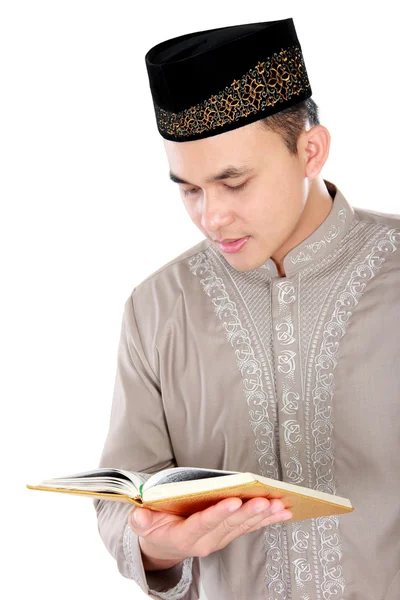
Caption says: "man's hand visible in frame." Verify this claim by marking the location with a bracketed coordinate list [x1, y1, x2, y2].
[129, 496, 292, 571]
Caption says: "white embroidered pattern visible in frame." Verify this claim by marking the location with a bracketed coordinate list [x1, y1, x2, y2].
[275, 281, 304, 489]
[292, 524, 310, 553]
[311, 227, 400, 599]
[292, 525, 312, 591]
[282, 387, 300, 415]
[277, 281, 296, 309]
[150, 558, 195, 600]
[282, 383, 303, 486]
[278, 350, 297, 381]
[188, 252, 280, 478]
[293, 558, 313, 586]
[283, 420, 302, 445]
[276, 315, 295, 346]
[123, 524, 194, 599]
[291, 209, 348, 265]
[299, 220, 369, 599]
[123, 523, 141, 585]
[260, 262, 272, 270]
[275, 279, 312, 594]
[264, 524, 290, 600]
[188, 250, 289, 599]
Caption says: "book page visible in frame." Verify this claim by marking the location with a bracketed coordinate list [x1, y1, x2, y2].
[144, 467, 238, 492]
[254, 473, 352, 507]
[38, 468, 149, 497]
[144, 472, 253, 500]
[143, 472, 352, 515]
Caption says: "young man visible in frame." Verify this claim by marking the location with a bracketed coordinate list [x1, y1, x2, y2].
[94, 18, 400, 600]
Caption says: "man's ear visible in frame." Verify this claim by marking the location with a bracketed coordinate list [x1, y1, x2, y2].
[301, 125, 331, 179]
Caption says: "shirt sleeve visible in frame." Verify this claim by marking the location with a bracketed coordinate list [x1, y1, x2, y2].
[93, 292, 201, 600]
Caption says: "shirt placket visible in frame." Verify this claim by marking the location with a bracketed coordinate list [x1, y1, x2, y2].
[271, 276, 305, 486]
[271, 275, 320, 599]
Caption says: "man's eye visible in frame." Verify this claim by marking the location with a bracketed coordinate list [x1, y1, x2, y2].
[182, 181, 248, 197]
[182, 188, 199, 197]
[226, 181, 247, 193]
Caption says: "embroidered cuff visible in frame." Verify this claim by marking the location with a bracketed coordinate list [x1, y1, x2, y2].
[123, 522, 145, 587]
[122, 523, 194, 599]
[148, 557, 193, 600]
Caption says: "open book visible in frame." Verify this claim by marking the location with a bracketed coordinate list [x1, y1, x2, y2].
[27, 466, 353, 522]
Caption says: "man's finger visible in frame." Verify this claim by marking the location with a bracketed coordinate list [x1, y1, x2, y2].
[215, 503, 292, 549]
[214, 498, 284, 540]
[246, 509, 293, 533]
[181, 497, 243, 546]
[185, 496, 271, 548]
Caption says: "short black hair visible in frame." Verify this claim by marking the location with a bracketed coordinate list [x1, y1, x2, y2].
[259, 97, 320, 155]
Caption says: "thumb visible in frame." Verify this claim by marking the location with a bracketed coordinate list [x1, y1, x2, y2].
[129, 507, 152, 531]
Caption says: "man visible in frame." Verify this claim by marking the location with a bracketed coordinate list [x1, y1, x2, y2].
[94, 18, 400, 600]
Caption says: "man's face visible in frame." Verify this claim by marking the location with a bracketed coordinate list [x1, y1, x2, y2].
[164, 120, 309, 272]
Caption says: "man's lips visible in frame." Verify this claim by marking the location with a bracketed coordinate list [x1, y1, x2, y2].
[215, 237, 247, 243]
[214, 236, 250, 253]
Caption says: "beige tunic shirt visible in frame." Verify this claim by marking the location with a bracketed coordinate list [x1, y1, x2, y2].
[94, 180, 400, 600]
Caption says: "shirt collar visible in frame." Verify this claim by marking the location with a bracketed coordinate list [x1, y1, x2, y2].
[250, 179, 356, 279]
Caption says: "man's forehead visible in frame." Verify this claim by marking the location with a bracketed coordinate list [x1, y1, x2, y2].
[164, 122, 270, 185]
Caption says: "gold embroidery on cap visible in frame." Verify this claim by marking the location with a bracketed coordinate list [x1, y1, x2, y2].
[155, 45, 310, 139]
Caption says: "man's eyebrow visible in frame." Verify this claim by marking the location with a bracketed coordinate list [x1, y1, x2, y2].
[169, 166, 253, 186]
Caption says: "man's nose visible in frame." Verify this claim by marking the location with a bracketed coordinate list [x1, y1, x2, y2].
[200, 191, 234, 232]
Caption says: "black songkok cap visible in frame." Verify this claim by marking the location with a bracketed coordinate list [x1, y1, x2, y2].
[145, 18, 312, 142]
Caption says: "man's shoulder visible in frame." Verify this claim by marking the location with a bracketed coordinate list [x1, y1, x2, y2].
[129, 237, 211, 306]
[353, 205, 400, 229]
[122, 238, 212, 367]
[353, 205, 400, 272]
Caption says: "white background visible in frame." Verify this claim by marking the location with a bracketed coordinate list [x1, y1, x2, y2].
[1, 1, 398, 599]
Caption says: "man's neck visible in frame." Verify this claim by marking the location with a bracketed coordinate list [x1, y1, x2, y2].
[272, 178, 334, 277]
